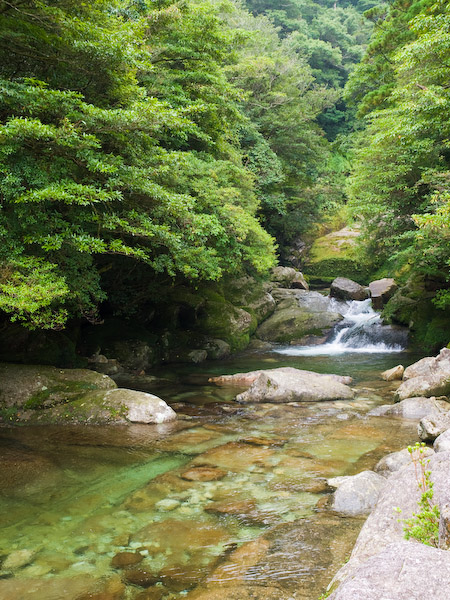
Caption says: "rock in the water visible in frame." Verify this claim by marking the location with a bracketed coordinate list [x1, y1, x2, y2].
[418, 414, 450, 441]
[180, 466, 227, 482]
[369, 278, 397, 310]
[125, 568, 159, 588]
[381, 365, 404, 381]
[328, 540, 450, 600]
[255, 290, 342, 344]
[235, 367, 354, 403]
[2, 549, 35, 570]
[434, 429, 450, 453]
[111, 552, 143, 569]
[395, 368, 450, 401]
[292, 271, 309, 290]
[203, 339, 231, 360]
[330, 471, 386, 516]
[403, 348, 450, 380]
[330, 277, 368, 301]
[379, 397, 450, 420]
[375, 447, 434, 478]
[0, 362, 116, 410]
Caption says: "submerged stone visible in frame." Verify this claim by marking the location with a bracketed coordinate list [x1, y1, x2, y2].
[111, 551, 143, 569]
[180, 466, 228, 482]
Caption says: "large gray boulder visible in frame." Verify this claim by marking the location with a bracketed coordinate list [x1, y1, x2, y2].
[418, 413, 450, 441]
[330, 277, 368, 301]
[235, 367, 354, 403]
[369, 278, 398, 310]
[395, 348, 450, 400]
[329, 451, 450, 594]
[328, 541, 450, 600]
[12, 388, 176, 425]
[329, 471, 386, 516]
[255, 290, 342, 344]
[434, 429, 450, 453]
[403, 348, 450, 380]
[375, 397, 450, 420]
[375, 447, 434, 478]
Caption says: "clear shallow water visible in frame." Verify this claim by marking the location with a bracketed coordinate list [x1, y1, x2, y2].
[0, 348, 425, 600]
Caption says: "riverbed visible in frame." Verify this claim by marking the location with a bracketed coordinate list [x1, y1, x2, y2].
[0, 347, 426, 600]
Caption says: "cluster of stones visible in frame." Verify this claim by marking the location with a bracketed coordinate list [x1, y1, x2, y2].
[324, 347, 450, 600]
[329, 276, 397, 309]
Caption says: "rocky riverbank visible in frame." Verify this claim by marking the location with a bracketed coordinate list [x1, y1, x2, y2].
[324, 348, 450, 599]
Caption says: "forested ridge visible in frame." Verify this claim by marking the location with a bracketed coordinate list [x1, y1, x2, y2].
[0, 0, 449, 358]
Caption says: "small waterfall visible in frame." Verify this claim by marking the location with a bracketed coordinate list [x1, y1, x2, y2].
[276, 298, 408, 356]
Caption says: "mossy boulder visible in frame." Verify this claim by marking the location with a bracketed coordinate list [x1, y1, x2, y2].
[255, 291, 342, 344]
[0, 362, 115, 412]
[195, 299, 255, 352]
[222, 276, 276, 325]
[306, 227, 368, 282]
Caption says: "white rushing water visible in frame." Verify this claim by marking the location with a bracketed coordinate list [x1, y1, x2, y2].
[276, 298, 407, 356]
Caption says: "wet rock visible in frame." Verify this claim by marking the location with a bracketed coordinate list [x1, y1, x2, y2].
[381, 365, 404, 381]
[395, 348, 450, 400]
[418, 414, 450, 441]
[154, 498, 180, 511]
[185, 585, 287, 599]
[239, 436, 287, 447]
[378, 396, 450, 420]
[235, 367, 354, 403]
[369, 278, 397, 310]
[135, 587, 166, 600]
[330, 277, 368, 301]
[0, 362, 116, 410]
[180, 466, 227, 482]
[2, 549, 35, 570]
[330, 471, 386, 516]
[434, 429, 450, 453]
[159, 565, 208, 592]
[375, 447, 434, 478]
[0, 575, 104, 600]
[328, 540, 450, 600]
[255, 291, 342, 344]
[191, 441, 274, 472]
[204, 500, 276, 526]
[111, 551, 143, 569]
[125, 568, 159, 588]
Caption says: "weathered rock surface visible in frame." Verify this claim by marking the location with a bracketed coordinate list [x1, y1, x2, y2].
[330, 277, 368, 301]
[329, 471, 386, 516]
[375, 396, 450, 420]
[434, 429, 450, 453]
[395, 348, 450, 400]
[403, 348, 450, 380]
[328, 540, 450, 600]
[255, 290, 342, 344]
[11, 387, 176, 425]
[329, 451, 450, 593]
[0, 362, 115, 410]
[233, 367, 354, 403]
[418, 413, 450, 441]
[270, 266, 308, 289]
[375, 447, 434, 478]
[369, 278, 398, 310]
[381, 365, 404, 381]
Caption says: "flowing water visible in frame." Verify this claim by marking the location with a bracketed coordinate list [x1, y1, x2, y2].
[0, 300, 426, 600]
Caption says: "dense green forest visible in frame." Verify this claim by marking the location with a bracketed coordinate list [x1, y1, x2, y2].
[0, 0, 449, 354]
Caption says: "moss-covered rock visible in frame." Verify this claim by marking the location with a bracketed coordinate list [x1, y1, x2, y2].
[195, 298, 254, 352]
[255, 291, 342, 344]
[306, 227, 369, 283]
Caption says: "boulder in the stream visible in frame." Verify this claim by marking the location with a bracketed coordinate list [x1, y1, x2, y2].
[373, 396, 450, 420]
[381, 365, 404, 381]
[330, 277, 368, 301]
[394, 349, 450, 400]
[255, 290, 342, 344]
[434, 429, 450, 453]
[234, 367, 354, 403]
[369, 278, 397, 310]
[375, 447, 434, 478]
[418, 413, 450, 442]
[328, 471, 386, 516]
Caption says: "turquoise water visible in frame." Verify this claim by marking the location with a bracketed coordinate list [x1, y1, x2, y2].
[0, 349, 424, 599]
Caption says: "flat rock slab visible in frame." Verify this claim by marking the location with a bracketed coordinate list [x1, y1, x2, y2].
[369, 278, 397, 310]
[329, 541, 450, 600]
[378, 396, 450, 420]
[235, 367, 354, 403]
